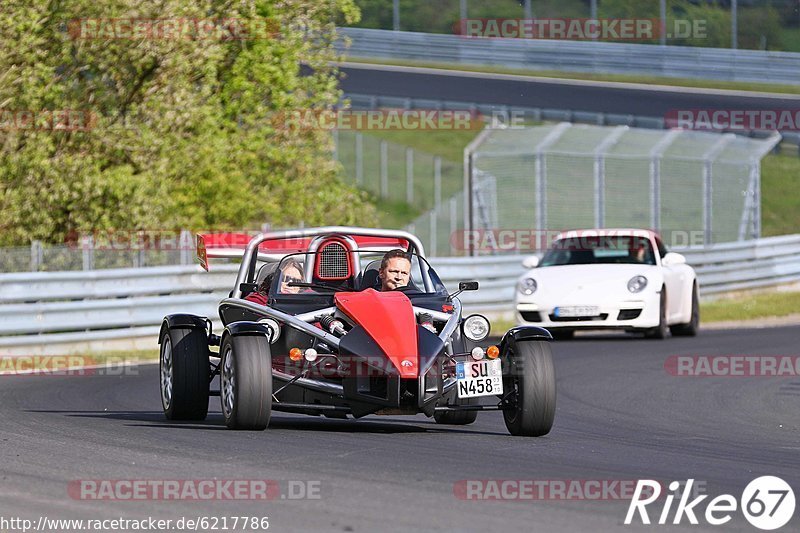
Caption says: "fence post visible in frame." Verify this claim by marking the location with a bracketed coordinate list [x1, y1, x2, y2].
[355, 132, 363, 187]
[429, 209, 437, 257]
[450, 196, 458, 256]
[179, 230, 193, 265]
[380, 140, 388, 198]
[82, 235, 94, 271]
[406, 147, 414, 204]
[30, 240, 42, 272]
[434, 156, 442, 208]
[332, 129, 339, 163]
[703, 158, 713, 245]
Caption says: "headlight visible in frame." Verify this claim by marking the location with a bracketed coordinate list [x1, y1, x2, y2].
[518, 277, 537, 295]
[627, 275, 648, 293]
[463, 314, 491, 341]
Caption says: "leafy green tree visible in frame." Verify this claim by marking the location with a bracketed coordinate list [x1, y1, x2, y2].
[0, 0, 375, 247]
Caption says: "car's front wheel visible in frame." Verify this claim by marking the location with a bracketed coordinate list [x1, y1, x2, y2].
[645, 288, 668, 339]
[160, 326, 210, 420]
[670, 282, 699, 337]
[220, 335, 272, 430]
[502, 339, 556, 437]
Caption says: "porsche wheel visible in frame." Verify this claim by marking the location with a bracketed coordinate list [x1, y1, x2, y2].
[220, 335, 272, 430]
[160, 327, 210, 420]
[645, 288, 668, 339]
[502, 339, 556, 437]
[670, 282, 699, 337]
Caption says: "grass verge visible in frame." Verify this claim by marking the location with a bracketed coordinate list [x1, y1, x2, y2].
[700, 290, 800, 322]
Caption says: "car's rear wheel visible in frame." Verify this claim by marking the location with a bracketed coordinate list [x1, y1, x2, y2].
[670, 282, 699, 337]
[220, 335, 272, 430]
[502, 340, 556, 437]
[160, 327, 210, 420]
[645, 288, 668, 339]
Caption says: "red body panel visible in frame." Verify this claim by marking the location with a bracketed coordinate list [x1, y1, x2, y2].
[334, 289, 419, 378]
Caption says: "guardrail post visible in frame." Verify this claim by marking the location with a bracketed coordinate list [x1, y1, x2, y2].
[355, 132, 363, 187]
[380, 140, 388, 198]
[30, 240, 42, 272]
[406, 147, 414, 204]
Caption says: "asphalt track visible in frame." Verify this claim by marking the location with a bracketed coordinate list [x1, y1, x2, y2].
[339, 63, 800, 117]
[2, 326, 799, 532]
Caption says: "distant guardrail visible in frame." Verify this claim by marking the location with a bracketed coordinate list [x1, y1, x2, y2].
[339, 27, 800, 86]
[2, 235, 800, 353]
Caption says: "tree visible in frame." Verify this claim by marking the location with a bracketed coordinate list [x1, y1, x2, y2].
[0, 0, 375, 246]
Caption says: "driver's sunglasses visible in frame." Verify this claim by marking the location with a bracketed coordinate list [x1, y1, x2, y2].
[282, 276, 302, 284]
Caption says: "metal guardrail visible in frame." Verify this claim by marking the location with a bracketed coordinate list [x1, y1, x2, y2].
[2, 235, 799, 353]
[339, 27, 800, 86]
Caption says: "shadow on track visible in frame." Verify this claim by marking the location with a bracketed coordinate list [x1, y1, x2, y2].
[26, 409, 508, 435]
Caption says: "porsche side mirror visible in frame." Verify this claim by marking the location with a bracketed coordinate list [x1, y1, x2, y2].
[522, 255, 540, 269]
[662, 252, 686, 266]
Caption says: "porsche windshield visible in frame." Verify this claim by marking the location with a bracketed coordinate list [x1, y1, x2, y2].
[540, 236, 656, 266]
[252, 250, 447, 296]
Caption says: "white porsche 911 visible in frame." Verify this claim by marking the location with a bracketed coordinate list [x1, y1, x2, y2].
[514, 229, 699, 339]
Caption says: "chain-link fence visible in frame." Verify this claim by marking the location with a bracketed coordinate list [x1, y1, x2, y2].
[334, 130, 462, 214]
[410, 123, 780, 256]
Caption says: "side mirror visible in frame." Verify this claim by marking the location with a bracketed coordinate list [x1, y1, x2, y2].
[662, 252, 686, 266]
[449, 280, 479, 301]
[459, 281, 479, 291]
[522, 255, 540, 269]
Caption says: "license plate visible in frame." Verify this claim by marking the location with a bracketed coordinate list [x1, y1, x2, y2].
[456, 359, 503, 399]
[554, 306, 599, 318]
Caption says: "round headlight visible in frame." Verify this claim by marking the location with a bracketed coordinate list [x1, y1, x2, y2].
[258, 318, 281, 343]
[463, 314, 491, 341]
[518, 277, 537, 295]
[627, 275, 648, 293]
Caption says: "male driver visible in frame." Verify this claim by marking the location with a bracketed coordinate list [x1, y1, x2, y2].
[378, 249, 411, 291]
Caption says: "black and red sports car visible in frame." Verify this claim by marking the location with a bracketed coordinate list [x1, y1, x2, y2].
[159, 227, 556, 436]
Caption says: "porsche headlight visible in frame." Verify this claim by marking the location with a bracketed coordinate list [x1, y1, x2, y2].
[518, 277, 537, 295]
[463, 314, 491, 341]
[627, 275, 648, 293]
